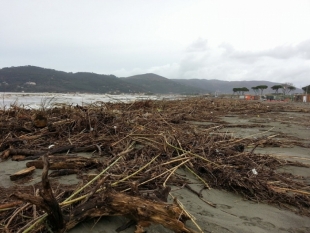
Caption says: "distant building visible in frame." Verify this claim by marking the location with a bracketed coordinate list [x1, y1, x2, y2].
[295, 94, 310, 102]
[244, 95, 255, 100]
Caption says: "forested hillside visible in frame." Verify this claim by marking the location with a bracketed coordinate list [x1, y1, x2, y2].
[0, 66, 302, 94]
[0, 66, 144, 93]
[0, 66, 202, 94]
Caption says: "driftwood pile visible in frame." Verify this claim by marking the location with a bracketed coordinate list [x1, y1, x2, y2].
[0, 97, 310, 233]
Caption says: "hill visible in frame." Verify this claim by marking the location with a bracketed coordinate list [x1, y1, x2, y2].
[0, 66, 145, 94]
[0, 66, 302, 94]
[0, 66, 203, 94]
[120, 73, 204, 94]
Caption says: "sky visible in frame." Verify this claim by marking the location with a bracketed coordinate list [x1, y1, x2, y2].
[1, 0, 310, 88]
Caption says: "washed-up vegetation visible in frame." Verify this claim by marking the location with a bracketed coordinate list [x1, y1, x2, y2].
[0, 97, 310, 233]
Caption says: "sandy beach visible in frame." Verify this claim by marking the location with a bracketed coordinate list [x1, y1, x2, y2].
[1, 98, 310, 233]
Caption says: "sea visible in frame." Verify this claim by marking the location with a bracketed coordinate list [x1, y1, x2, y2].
[0, 92, 181, 109]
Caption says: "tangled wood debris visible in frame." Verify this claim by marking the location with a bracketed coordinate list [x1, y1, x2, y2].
[0, 97, 310, 232]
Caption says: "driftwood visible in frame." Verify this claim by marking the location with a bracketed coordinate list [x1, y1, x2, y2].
[39, 155, 64, 230]
[1, 146, 74, 160]
[0, 201, 23, 210]
[11, 155, 26, 161]
[65, 191, 196, 233]
[1, 145, 104, 161]
[13, 155, 64, 231]
[10, 166, 36, 181]
[12, 152, 197, 233]
[26, 155, 100, 170]
[49, 169, 79, 177]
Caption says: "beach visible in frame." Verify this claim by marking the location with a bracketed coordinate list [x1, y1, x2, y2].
[0, 97, 309, 233]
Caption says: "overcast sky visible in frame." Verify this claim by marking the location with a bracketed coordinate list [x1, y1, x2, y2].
[1, 0, 310, 88]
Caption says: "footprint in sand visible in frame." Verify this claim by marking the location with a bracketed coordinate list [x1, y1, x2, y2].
[292, 226, 310, 233]
[203, 222, 233, 233]
[217, 204, 232, 209]
[240, 216, 275, 230]
[278, 227, 293, 233]
[198, 210, 214, 217]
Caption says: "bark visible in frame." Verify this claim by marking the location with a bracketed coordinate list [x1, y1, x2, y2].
[49, 169, 79, 177]
[66, 191, 197, 233]
[39, 155, 64, 230]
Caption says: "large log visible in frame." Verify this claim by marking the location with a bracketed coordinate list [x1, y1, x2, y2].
[65, 191, 198, 233]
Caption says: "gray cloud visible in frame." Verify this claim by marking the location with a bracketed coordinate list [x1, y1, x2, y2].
[262, 39, 310, 59]
[226, 39, 310, 62]
[136, 39, 310, 88]
[185, 38, 209, 53]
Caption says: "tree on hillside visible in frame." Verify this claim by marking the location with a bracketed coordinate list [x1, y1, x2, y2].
[241, 87, 249, 95]
[251, 86, 259, 95]
[271, 85, 283, 94]
[233, 87, 249, 95]
[287, 86, 296, 94]
[302, 85, 310, 94]
[233, 88, 240, 95]
[281, 83, 295, 95]
[256, 85, 268, 95]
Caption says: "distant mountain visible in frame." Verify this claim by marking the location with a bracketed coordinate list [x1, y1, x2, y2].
[0, 66, 145, 94]
[172, 79, 303, 95]
[120, 73, 204, 94]
[0, 66, 302, 94]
